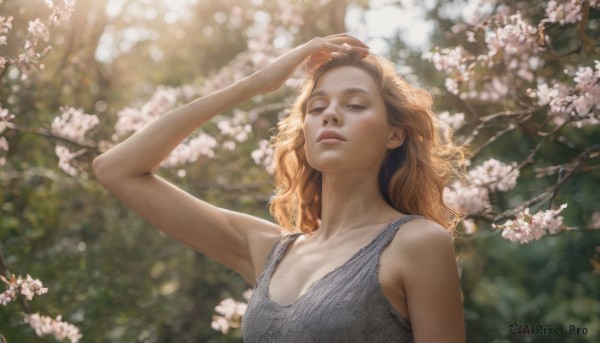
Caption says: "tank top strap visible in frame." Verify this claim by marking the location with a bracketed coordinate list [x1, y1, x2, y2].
[370, 215, 423, 252]
[259, 232, 303, 284]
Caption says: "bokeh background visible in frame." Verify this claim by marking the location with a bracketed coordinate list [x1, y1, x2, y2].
[1, 0, 599, 342]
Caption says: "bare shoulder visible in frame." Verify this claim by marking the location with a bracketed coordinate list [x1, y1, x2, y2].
[390, 217, 458, 283]
[389, 217, 465, 342]
[392, 217, 455, 257]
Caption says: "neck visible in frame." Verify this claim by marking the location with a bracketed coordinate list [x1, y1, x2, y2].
[312, 169, 402, 241]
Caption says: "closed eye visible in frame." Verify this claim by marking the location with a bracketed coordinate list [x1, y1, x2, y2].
[347, 104, 366, 110]
[308, 107, 326, 114]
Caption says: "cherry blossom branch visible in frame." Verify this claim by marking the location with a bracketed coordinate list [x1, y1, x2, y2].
[0, 243, 31, 313]
[493, 143, 600, 222]
[5, 122, 99, 153]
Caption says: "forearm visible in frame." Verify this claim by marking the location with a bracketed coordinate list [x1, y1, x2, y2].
[93, 75, 260, 181]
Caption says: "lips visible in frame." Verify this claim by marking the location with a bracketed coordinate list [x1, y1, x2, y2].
[317, 130, 347, 142]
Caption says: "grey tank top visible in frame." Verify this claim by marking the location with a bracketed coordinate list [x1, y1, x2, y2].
[241, 215, 421, 342]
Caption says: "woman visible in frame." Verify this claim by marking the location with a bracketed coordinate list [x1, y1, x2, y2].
[93, 33, 466, 342]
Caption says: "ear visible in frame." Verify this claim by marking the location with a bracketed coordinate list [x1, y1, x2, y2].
[386, 126, 405, 150]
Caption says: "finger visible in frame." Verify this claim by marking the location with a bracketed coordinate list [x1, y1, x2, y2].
[320, 41, 354, 54]
[327, 35, 369, 49]
[306, 51, 332, 67]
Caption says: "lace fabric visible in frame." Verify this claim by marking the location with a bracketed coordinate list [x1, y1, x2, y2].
[241, 215, 421, 343]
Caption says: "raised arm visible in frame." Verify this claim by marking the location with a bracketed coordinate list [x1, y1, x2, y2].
[92, 34, 369, 284]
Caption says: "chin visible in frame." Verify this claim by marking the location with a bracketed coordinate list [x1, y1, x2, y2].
[308, 158, 350, 173]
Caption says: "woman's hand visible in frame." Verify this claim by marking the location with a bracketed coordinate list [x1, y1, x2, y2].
[249, 33, 369, 93]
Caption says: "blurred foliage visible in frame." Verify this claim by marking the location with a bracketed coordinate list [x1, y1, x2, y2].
[0, 0, 599, 342]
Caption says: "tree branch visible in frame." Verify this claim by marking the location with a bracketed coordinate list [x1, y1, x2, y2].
[5, 122, 100, 153]
[469, 112, 533, 158]
[492, 144, 600, 222]
[0, 243, 31, 314]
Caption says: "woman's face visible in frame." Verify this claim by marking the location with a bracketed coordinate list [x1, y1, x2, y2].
[303, 65, 401, 173]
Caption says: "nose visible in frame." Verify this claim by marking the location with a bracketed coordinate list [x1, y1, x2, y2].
[322, 104, 342, 126]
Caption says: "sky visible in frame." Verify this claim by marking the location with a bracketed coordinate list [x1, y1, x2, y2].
[98, 0, 435, 63]
[346, 1, 434, 54]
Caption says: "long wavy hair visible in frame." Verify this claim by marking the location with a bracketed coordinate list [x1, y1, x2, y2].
[269, 53, 466, 237]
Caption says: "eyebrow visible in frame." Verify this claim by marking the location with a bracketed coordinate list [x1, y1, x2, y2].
[307, 87, 373, 101]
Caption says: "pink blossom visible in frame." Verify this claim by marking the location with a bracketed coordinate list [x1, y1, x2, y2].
[544, 0, 582, 25]
[0, 15, 13, 34]
[242, 289, 253, 301]
[42, 0, 55, 8]
[445, 78, 460, 95]
[574, 65, 597, 92]
[534, 82, 557, 106]
[485, 13, 541, 59]
[211, 297, 249, 334]
[494, 204, 567, 244]
[51, 107, 99, 141]
[0, 137, 8, 152]
[469, 158, 519, 192]
[55, 145, 82, 176]
[462, 219, 477, 235]
[443, 181, 489, 214]
[428, 10, 550, 101]
[114, 87, 197, 137]
[17, 274, 48, 301]
[28, 19, 47, 36]
[437, 111, 465, 131]
[217, 109, 252, 143]
[3, 0, 74, 77]
[0, 274, 48, 305]
[0, 106, 13, 133]
[211, 315, 231, 334]
[251, 139, 274, 173]
[534, 81, 571, 125]
[215, 298, 247, 319]
[24, 313, 81, 343]
[50, 0, 76, 25]
[0, 287, 17, 305]
[534, 61, 600, 126]
[424, 47, 467, 72]
[160, 133, 217, 168]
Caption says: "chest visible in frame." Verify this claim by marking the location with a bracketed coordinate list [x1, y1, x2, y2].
[267, 234, 408, 318]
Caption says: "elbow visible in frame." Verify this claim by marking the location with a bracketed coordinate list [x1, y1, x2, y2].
[92, 155, 117, 188]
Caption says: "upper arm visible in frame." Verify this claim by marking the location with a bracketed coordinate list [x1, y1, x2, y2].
[397, 220, 465, 343]
[95, 170, 282, 285]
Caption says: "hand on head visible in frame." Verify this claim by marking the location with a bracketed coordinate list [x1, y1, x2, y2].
[251, 33, 370, 93]
[304, 34, 370, 72]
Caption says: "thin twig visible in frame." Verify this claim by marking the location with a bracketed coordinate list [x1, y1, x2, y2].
[0, 243, 31, 313]
[469, 113, 532, 158]
[479, 106, 543, 122]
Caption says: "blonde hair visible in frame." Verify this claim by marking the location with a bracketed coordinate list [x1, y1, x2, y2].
[269, 53, 466, 237]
